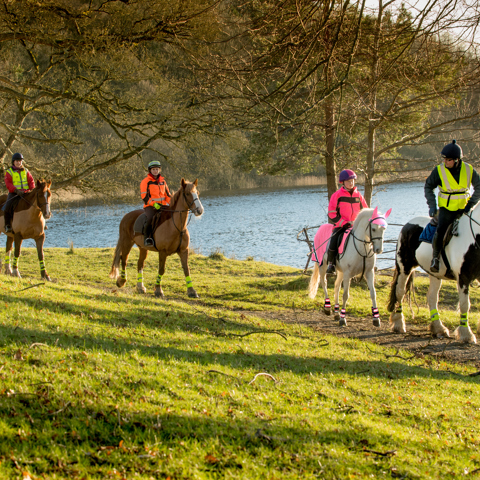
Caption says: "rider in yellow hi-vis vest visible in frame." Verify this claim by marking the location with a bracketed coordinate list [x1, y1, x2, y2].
[425, 140, 480, 272]
[2, 153, 35, 233]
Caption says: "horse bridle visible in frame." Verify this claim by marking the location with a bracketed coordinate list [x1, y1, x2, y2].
[348, 217, 385, 259]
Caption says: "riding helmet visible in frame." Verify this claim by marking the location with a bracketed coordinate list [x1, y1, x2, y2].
[11, 152, 23, 164]
[339, 169, 357, 183]
[148, 160, 162, 170]
[441, 140, 462, 160]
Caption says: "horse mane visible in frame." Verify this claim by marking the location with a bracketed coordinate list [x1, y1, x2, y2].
[352, 207, 373, 230]
[168, 180, 195, 211]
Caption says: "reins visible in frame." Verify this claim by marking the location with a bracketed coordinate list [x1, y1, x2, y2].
[14, 188, 50, 214]
[467, 212, 480, 249]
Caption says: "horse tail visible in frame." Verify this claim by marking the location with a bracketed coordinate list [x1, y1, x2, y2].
[109, 241, 122, 279]
[387, 260, 415, 312]
[387, 263, 400, 312]
[308, 262, 320, 299]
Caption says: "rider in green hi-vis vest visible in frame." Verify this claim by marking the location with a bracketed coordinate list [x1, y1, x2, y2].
[424, 140, 480, 272]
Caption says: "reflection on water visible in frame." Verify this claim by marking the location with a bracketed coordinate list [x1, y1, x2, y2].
[16, 182, 427, 269]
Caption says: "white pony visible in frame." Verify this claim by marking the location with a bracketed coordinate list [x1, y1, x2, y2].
[308, 207, 392, 326]
[388, 205, 480, 343]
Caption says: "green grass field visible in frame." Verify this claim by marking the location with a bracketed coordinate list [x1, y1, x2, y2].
[0, 247, 479, 479]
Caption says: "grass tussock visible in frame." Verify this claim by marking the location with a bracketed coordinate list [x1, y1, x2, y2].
[0, 247, 479, 479]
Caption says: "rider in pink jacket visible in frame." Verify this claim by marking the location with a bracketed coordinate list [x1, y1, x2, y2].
[326, 169, 368, 274]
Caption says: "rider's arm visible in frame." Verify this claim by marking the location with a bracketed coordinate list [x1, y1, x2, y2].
[26, 171, 35, 190]
[327, 190, 340, 225]
[466, 169, 480, 210]
[424, 167, 440, 210]
[4, 171, 15, 193]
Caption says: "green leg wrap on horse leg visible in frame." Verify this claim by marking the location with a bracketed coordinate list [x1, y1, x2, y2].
[460, 312, 468, 327]
[12, 257, 18, 268]
[120, 269, 126, 279]
[396, 305, 403, 313]
[4, 254, 10, 265]
[155, 274, 162, 286]
[137, 272, 143, 283]
[185, 276, 193, 288]
[39, 260, 46, 272]
[430, 309, 439, 321]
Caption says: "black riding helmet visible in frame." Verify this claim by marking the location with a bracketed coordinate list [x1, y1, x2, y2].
[441, 140, 462, 160]
[11, 152, 23, 165]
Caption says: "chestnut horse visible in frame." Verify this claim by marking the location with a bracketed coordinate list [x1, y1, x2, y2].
[0, 180, 52, 280]
[109, 178, 204, 298]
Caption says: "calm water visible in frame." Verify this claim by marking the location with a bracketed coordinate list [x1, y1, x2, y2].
[20, 182, 427, 270]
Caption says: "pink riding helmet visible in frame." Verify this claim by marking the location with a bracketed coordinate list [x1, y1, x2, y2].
[339, 169, 357, 183]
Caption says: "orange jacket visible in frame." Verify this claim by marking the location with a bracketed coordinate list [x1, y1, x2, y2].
[140, 173, 171, 208]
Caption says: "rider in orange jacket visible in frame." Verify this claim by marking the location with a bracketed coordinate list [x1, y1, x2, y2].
[140, 160, 172, 247]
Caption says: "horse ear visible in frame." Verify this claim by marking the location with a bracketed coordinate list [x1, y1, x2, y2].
[181, 178, 186, 189]
[384, 208, 392, 219]
[371, 206, 378, 219]
[194, 178, 198, 187]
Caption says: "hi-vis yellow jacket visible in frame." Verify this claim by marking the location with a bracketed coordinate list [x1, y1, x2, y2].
[437, 161, 473, 210]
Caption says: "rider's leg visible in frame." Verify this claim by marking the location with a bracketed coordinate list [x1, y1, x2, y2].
[326, 227, 342, 274]
[430, 208, 456, 272]
[143, 206, 155, 247]
[3, 193, 16, 233]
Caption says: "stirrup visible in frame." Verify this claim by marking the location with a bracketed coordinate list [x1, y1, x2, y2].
[326, 263, 336, 274]
[4, 225, 12, 233]
[430, 257, 440, 272]
[144, 237, 154, 247]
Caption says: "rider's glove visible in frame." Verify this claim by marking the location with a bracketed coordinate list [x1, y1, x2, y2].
[464, 204, 471, 214]
[153, 203, 162, 210]
[14, 189, 23, 197]
[429, 206, 437, 217]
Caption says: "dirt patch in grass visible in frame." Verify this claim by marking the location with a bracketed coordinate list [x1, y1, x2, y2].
[241, 308, 480, 368]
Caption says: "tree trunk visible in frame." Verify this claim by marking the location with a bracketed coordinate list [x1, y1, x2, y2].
[324, 97, 337, 200]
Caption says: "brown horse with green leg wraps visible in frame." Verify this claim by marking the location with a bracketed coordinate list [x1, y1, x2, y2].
[0, 180, 52, 280]
[109, 178, 204, 298]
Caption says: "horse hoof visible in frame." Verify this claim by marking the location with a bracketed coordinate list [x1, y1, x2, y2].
[43, 274, 52, 282]
[136, 284, 147, 294]
[324, 307, 331, 316]
[339, 318, 347, 327]
[373, 318, 381, 327]
[116, 278, 126, 288]
[334, 313, 340, 321]
[12, 269, 21, 278]
[188, 291, 199, 298]
[155, 289, 165, 299]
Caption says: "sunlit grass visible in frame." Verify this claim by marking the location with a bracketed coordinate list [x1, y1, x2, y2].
[0, 248, 478, 478]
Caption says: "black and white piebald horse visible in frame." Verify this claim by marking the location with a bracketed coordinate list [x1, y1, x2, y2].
[387, 207, 480, 343]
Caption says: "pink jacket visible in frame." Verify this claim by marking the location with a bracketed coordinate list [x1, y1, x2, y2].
[328, 186, 368, 228]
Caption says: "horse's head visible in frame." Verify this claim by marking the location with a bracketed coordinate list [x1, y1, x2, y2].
[181, 178, 204, 216]
[36, 179, 52, 220]
[368, 206, 392, 254]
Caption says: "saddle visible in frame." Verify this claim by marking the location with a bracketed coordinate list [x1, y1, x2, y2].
[312, 224, 351, 265]
[419, 217, 459, 280]
[133, 209, 168, 236]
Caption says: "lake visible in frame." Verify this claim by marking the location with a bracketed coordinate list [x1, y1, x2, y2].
[21, 182, 428, 270]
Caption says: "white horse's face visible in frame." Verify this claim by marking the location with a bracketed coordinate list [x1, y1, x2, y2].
[370, 224, 386, 254]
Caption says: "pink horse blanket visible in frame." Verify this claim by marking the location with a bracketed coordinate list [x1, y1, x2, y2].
[311, 224, 350, 265]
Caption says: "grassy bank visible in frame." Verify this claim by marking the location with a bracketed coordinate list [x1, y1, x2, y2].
[0, 248, 479, 479]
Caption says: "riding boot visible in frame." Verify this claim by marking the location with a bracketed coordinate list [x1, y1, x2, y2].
[3, 210, 12, 233]
[430, 232, 440, 272]
[144, 222, 154, 247]
[326, 249, 336, 274]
